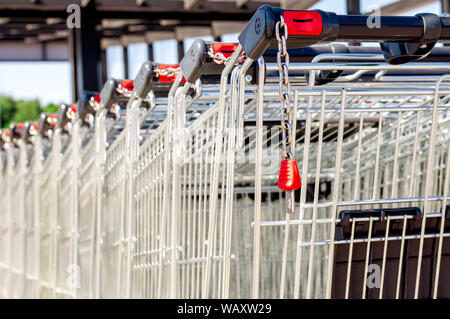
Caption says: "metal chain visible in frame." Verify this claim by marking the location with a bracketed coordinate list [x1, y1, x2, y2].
[207, 47, 231, 64]
[47, 115, 58, 127]
[275, 16, 292, 160]
[154, 67, 180, 78]
[30, 123, 38, 136]
[1, 130, 10, 143]
[66, 106, 77, 122]
[207, 47, 246, 65]
[89, 97, 100, 112]
[117, 87, 133, 97]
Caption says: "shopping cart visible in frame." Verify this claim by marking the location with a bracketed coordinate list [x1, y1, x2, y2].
[214, 5, 450, 299]
[74, 94, 103, 299]
[19, 122, 41, 299]
[98, 64, 183, 298]
[0, 130, 12, 298]
[54, 107, 81, 299]
[1, 4, 450, 300]
[0, 129, 9, 298]
[5, 123, 28, 299]
[38, 112, 63, 298]
[128, 41, 250, 299]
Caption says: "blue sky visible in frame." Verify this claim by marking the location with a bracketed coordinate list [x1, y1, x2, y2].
[0, 0, 442, 105]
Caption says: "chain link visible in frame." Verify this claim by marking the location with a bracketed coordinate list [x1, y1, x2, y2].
[207, 47, 246, 65]
[66, 106, 77, 122]
[207, 47, 230, 64]
[117, 87, 133, 97]
[275, 16, 293, 160]
[47, 115, 58, 127]
[154, 67, 181, 78]
[29, 123, 38, 136]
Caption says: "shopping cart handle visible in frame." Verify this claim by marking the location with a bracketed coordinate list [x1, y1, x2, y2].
[238, 5, 450, 61]
[78, 91, 99, 126]
[134, 61, 154, 99]
[336, 207, 423, 241]
[134, 61, 184, 99]
[9, 123, 23, 146]
[180, 40, 241, 83]
[0, 129, 9, 149]
[100, 78, 119, 110]
[10, 123, 22, 135]
[338, 207, 422, 228]
[380, 13, 441, 64]
[37, 113, 55, 138]
[262, 43, 345, 62]
[0, 130, 11, 150]
[56, 104, 71, 131]
[21, 121, 38, 144]
[99, 79, 130, 119]
[180, 39, 207, 83]
[238, 5, 338, 60]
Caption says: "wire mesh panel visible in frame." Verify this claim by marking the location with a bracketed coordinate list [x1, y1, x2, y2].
[39, 132, 61, 298]
[23, 151, 34, 298]
[257, 82, 450, 299]
[23, 143, 41, 299]
[101, 130, 127, 298]
[0, 147, 12, 298]
[131, 118, 168, 298]
[172, 96, 226, 299]
[223, 72, 291, 299]
[0, 154, 6, 298]
[126, 69, 185, 299]
[55, 127, 80, 298]
[7, 145, 27, 299]
[27, 136, 43, 299]
[194, 51, 450, 299]
[77, 133, 97, 298]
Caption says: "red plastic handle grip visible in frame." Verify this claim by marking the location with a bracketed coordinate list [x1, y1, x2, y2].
[283, 11, 323, 36]
[93, 94, 101, 104]
[212, 43, 239, 58]
[49, 114, 57, 127]
[121, 80, 134, 91]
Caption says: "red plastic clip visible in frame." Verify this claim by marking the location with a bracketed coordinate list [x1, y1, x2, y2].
[93, 94, 101, 104]
[70, 104, 77, 113]
[277, 159, 302, 191]
[212, 43, 239, 58]
[17, 123, 24, 130]
[283, 11, 322, 36]
[49, 114, 57, 127]
[121, 80, 134, 91]
[32, 123, 38, 131]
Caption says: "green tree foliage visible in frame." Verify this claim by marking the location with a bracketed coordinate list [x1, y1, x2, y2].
[42, 103, 59, 114]
[0, 95, 60, 128]
[0, 96, 16, 128]
[10, 99, 41, 124]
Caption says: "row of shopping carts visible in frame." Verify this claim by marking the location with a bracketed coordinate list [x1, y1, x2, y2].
[1, 5, 450, 299]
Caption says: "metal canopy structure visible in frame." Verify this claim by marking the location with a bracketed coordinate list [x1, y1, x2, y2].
[0, 0, 282, 44]
[0, 0, 446, 101]
[0, 0, 292, 102]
